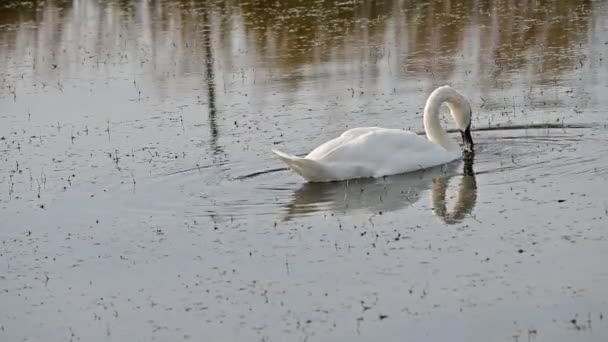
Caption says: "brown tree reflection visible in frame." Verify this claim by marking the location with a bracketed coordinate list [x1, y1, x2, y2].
[0, 0, 601, 92]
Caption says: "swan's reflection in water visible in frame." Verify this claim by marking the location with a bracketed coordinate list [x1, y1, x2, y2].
[282, 156, 477, 224]
[431, 156, 477, 224]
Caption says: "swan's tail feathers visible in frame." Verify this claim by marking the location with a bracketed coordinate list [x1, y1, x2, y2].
[272, 149, 332, 182]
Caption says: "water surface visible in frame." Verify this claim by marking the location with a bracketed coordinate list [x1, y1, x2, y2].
[1, 0, 608, 341]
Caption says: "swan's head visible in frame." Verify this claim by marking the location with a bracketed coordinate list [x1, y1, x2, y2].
[460, 123, 474, 154]
[443, 88, 474, 153]
[459, 111, 474, 154]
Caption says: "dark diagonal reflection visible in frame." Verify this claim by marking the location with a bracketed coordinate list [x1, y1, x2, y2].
[202, 7, 222, 156]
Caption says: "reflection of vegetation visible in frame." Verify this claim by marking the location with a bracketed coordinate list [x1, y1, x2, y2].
[0, 0, 600, 88]
[235, 0, 594, 79]
[394, 0, 593, 81]
[0, 0, 46, 25]
[238, 0, 389, 69]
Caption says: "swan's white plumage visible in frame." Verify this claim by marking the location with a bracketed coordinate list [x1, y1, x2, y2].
[273, 86, 472, 182]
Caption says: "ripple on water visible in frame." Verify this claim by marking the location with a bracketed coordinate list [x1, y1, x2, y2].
[176, 126, 605, 223]
[2, 0, 608, 341]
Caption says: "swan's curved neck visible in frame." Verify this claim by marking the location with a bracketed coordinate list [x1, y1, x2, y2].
[423, 87, 467, 153]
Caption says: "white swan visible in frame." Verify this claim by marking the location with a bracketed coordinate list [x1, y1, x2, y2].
[272, 85, 474, 182]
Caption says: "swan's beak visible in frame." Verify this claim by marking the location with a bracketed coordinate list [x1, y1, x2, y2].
[460, 124, 474, 153]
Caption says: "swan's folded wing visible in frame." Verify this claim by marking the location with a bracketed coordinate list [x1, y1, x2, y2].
[315, 128, 459, 177]
[306, 127, 387, 160]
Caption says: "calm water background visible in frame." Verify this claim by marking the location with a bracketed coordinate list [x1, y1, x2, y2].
[1, 0, 608, 341]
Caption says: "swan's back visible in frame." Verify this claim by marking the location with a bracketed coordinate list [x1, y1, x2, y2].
[305, 127, 387, 160]
[312, 128, 458, 176]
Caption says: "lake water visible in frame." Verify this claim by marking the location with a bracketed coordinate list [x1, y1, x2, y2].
[1, 0, 608, 341]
